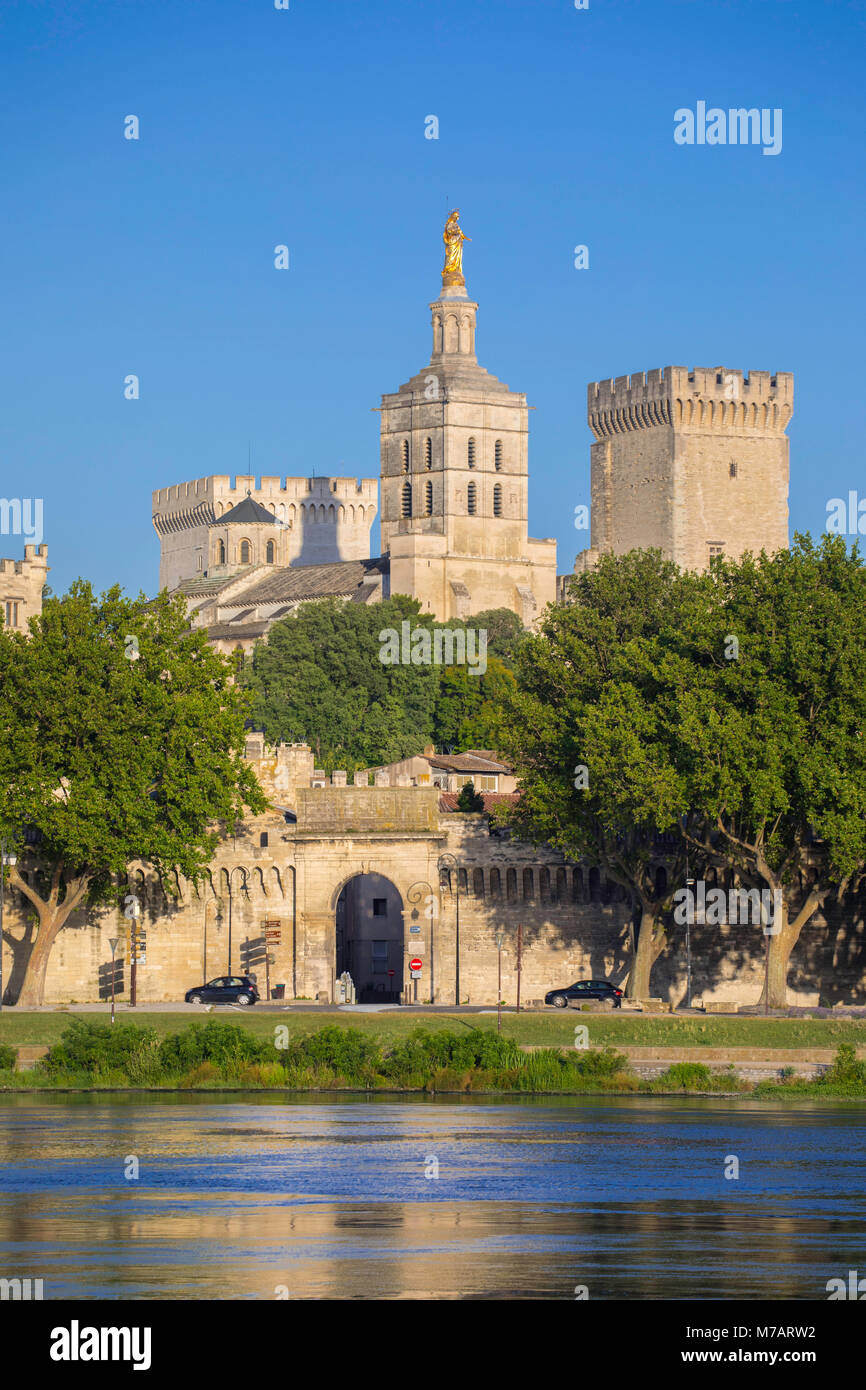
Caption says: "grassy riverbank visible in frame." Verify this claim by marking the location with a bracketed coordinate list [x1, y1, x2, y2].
[2, 1010, 866, 1050]
[1, 1019, 865, 1098]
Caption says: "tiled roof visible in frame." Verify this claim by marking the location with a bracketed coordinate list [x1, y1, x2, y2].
[225, 556, 387, 605]
[176, 575, 237, 597]
[428, 751, 511, 773]
[439, 791, 519, 812]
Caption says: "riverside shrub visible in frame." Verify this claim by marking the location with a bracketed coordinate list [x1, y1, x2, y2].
[0, 1042, 16, 1071]
[39, 1019, 161, 1076]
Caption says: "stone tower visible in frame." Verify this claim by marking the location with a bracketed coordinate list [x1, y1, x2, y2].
[575, 366, 792, 574]
[152, 474, 378, 592]
[379, 219, 556, 625]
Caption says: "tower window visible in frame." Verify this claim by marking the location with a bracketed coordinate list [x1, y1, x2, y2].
[467, 438, 476, 468]
[493, 483, 502, 517]
[266, 539, 276, 563]
[425, 479, 433, 516]
[467, 481, 477, 515]
[494, 440, 503, 470]
[425, 438, 432, 470]
[401, 479, 412, 518]
[4, 601, 19, 628]
[197, 553, 203, 571]
[708, 542, 724, 560]
[401, 440, 410, 472]
[729, 460, 738, 478]
[239, 539, 251, 564]
[217, 539, 226, 565]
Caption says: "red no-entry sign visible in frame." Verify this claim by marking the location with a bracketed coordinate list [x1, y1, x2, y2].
[409, 958, 423, 972]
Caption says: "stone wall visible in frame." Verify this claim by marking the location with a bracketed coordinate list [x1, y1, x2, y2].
[4, 754, 866, 1009]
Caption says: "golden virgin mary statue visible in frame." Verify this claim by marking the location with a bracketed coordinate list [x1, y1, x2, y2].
[442, 209, 470, 287]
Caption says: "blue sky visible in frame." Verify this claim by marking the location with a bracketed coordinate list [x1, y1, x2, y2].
[1, 0, 864, 596]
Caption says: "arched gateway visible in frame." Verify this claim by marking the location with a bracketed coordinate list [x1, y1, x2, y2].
[336, 873, 404, 1003]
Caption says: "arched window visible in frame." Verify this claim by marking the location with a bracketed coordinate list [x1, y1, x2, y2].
[401, 440, 410, 472]
[493, 483, 502, 517]
[458, 867, 468, 893]
[467, 481, 477, 515]
[572, 867, 583, 902]
[506, 868, 517, 901]
[539, 867, 551, 900]
[401, 480, 412, 518]
[216, 539, 225, 565]
[425, 438, 432, 469]
[556, 867, 568, 902]
[467, 437, 476, 468]
[490, 868, 501, 898]
[424, 480, 433, 516]
[473, 868, 485, 897]
[494, 440, 503, 470]
[522, 867, 534, 899]
[266, 540, 275, 563]
[589, 866, 601, 902]
[239, 539, 251, 564]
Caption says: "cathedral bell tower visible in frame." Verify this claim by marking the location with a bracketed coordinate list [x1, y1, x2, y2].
[379, 212, 556, 625]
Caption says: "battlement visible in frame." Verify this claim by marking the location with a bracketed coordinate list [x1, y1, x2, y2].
[152, 475, 378, 509]
[588, 366, 794, 439]
[0, 544, 48, 576]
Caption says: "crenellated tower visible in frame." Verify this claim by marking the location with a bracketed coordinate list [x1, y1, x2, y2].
[576, 365, 792, 574]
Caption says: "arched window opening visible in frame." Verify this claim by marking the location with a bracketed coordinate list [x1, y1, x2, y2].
[506, 868, 517, 901]
[467, 481, 477, 515]
[467, 437, 476, 468]
[424, 480, 433, 516]
[490, 868, 501, 898]
[239, 539, 251, 565]
[473, 867, 485, 897]
[266, 540, 276, 563]
[494, 440, 504, 470]
[401, 440, 410, 472]
[217, 539, 226, 565]
[425, 438, 432, 469]
[523, 867, 534, 899]
[539, 867, 551, 900]
[401, 480, 412, 518]
[572, 868, 583, 902]
[493, 483, 502, 517]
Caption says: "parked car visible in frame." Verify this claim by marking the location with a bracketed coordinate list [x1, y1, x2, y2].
[185, 975, 259, 1006]
[545, 979, 623, 1009]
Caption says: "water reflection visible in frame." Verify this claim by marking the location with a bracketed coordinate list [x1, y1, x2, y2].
[0, 1094, 863, 1299]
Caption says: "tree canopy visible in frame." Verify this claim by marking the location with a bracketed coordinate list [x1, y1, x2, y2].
[0, 582, 265, 1004]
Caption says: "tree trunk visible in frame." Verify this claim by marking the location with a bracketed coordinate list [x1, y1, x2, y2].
[627, 909, 666, 999]
[755, 889, 823, 1010]
[10, 866, 89, 1007]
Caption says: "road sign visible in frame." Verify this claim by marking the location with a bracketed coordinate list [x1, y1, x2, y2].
[409, 957, 423, 972]
[410, 969, 421, 979]
[387, 969, 395, 977]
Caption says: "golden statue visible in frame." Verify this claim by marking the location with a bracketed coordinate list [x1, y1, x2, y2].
[442, 208, 470, 286]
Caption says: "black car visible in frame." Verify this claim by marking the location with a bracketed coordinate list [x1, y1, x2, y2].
[545, 979, 623, 1009]
[185, 975, 259, 1006]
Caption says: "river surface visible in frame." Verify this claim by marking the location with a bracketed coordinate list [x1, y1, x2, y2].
[0, 1093, 863, 1299]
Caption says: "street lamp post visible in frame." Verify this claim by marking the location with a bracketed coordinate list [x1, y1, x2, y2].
[0, 839, 18, 1012]
[495, 932, 504, 1034]
[108, 937, 120, 1024]
[0, 834, 18, 1011]
[437, 853, 461, 1006]
[225, 869, 246, 975]
[685, 875, 695, 1011]
[203, 898, 224, 982]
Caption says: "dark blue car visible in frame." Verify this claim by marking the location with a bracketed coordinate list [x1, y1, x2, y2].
[185, 975, 259, 1006]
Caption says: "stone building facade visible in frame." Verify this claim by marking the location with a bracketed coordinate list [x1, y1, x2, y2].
[0, 544, 48, 633]
[574, 365, 792, 575]
[3, 738, 864, 1011]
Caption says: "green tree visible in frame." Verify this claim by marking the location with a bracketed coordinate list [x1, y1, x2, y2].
[496, 551, 706, 998]
[0, 582, 265, 1005]
[433, 656, 517, 751]
[242, 596, 440, 772]
[672, 534, 866, 1006]
[456, 781, 486, 812]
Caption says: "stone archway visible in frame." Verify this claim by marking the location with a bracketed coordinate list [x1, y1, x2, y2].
[335, 873, 404, 1003]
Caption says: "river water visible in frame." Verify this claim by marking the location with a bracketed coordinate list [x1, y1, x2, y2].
[0, 1093, 863, 1300]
